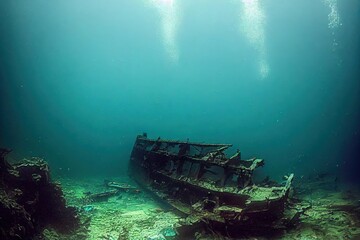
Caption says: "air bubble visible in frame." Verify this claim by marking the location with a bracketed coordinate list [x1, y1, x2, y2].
[323, 0, 341, 29]
[149, 0, 180, 63]
[239, 0, 269, 79]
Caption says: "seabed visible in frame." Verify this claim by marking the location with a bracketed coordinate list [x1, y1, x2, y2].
[53, 176, 180, 240]
[1, 147, 359, 239]
[42, 175, 359, 240]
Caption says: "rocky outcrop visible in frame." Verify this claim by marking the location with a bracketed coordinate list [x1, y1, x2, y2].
[0, 148, 79, 240]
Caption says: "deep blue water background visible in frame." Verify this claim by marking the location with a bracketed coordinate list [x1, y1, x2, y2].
[0, 0, 359, 183]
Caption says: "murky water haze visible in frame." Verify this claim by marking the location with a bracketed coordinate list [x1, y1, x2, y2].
[0, 0, 359, 183]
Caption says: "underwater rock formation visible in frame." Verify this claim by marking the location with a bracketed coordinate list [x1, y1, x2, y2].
[0, 148, 79, 240]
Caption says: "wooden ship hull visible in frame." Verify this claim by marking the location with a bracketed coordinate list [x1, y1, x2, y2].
[128, 134, 294, 232]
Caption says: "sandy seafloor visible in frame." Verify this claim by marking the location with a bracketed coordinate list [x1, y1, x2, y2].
[40, 175, 360, 240]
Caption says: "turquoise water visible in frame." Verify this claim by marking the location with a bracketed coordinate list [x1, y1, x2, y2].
[0, 0, 359, 183]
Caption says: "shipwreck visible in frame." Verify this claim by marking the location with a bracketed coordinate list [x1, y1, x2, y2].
[128, 134, 294, 236]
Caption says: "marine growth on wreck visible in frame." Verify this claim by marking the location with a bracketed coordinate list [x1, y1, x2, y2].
[129, 134, 294, 236]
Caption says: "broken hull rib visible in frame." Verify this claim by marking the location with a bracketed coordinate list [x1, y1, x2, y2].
[128, 134, 294, 229]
